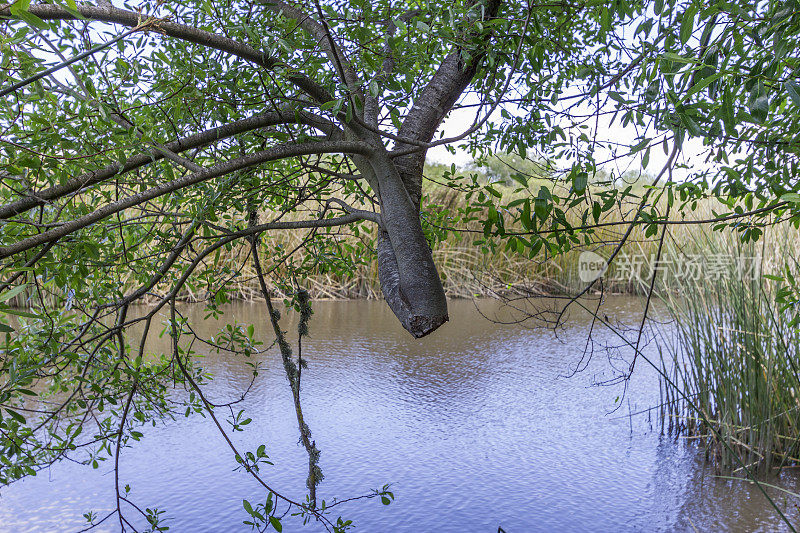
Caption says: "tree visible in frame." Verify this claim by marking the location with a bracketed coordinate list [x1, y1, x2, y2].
[1, 0, 800, 531]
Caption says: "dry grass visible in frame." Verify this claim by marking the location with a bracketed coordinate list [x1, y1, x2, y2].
[122, 181, 781, 304]
[3, 173, 781, 308]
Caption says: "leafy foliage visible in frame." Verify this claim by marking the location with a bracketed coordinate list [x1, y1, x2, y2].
[1, 0, 799, 530]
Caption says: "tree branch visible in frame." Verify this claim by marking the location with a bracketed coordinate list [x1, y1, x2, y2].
[4, 3, 334, 103]
[261, 0, 361, 96]
[393, 0, 503, 207]
[0, 109, 340, 220]
[0, 140, 373, 259]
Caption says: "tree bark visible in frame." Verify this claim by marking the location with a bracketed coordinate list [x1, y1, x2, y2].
[370, 151, 448, 338]
[361, 0, 503, 337]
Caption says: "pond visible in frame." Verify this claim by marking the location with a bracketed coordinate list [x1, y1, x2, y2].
[1, 298, 798, 532]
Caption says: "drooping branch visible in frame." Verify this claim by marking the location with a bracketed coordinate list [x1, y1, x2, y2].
[250, 231, 322, 509]
[369, 152, 448, 337]
[3, 3, 334, 103]
[0, 140, 373, 260]
[0, 110, 340, 221]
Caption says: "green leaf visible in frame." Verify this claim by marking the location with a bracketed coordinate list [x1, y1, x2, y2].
[680, 4, 697, 45]
[535, 186, 551, 221]
[780, 193, 800, 203]
[5, 408, 25, 424]
[600, 7, 612, 33]
[9, 0, 32, 15]
[684, 72, 722, 100]
[0, 284, 27, 303]
[0, 307, 38, 318]
[785, 80, 800, 107]
[721, 87, 736, 135]
[62, 0, 84, 18]
[485, 185, 502, 198]
[510, 173, 528, 187]
[269, 516, 282, 532]
[748, 83, 769, 123]
[573, 172, 588, 195]
[0, 322, 14, 333]
[662, 52, 693, 64]
[16, 10, 50, 30]
[521, 200, 533, 230]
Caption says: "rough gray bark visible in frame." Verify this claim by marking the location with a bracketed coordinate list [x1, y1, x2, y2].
[371, 151, 448, 337]
[393, 0, 502, 210]
[369, 0, 502, 336]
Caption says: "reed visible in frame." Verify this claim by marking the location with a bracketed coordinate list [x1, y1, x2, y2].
[2, 170, 771, 308]
[172, 187, 733, 303]
[657, 226, 800, 473]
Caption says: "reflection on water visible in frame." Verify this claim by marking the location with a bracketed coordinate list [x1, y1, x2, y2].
[0, 298, 798, 532]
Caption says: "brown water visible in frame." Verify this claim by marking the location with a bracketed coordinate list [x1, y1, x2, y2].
[1, 298, 799, 532]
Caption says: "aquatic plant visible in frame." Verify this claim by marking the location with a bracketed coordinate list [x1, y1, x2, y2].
[658, 227, 800, 473]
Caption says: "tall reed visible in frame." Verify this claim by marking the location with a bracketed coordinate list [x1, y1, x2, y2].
[657, 227, 800, 473]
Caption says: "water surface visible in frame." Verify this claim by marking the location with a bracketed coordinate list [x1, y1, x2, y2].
[1, 298, 798, 532]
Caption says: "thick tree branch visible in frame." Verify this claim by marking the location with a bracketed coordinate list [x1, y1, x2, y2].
[0, 140, 373, 259]
[369, 151, 448, 337]
[0, 110, 339, 220]
[393, 0, 503, 207]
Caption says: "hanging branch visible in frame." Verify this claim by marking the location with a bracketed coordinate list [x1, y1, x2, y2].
[249, 213, 322, 510]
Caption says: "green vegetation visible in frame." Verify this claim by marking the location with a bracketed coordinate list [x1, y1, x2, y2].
[658, 227, 800, 473]
[2, 0, 800, 531]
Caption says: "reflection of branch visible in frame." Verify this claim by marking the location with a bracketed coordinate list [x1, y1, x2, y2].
[114, 382, 137, 531]
[627, 202, 671, 377]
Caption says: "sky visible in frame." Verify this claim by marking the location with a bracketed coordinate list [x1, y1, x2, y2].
[428, 99, 712, 182]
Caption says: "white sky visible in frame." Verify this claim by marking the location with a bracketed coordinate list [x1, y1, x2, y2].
[428, 92, 712, 183]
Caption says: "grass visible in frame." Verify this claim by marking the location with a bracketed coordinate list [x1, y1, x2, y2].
[144, 172, 735, 303]
[657, 226, 800, 473]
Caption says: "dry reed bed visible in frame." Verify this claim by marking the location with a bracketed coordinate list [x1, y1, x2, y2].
[3, 181, 776, 308]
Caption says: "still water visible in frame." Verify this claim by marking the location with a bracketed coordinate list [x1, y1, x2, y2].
[1, 298, 799, 532]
